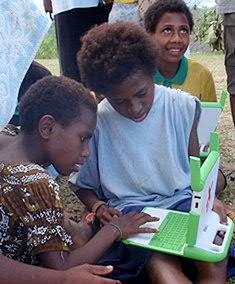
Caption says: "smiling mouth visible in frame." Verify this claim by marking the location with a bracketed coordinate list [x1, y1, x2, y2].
[168, 48, 182, 55]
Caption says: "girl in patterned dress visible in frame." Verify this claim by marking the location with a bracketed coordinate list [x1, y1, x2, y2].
[0, 75, 158, 272]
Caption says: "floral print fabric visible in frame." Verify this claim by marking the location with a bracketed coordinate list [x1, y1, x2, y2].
[0, 162, 73, 263]
[0, 126, 73, 264]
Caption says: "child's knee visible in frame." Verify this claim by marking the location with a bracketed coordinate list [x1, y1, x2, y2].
[147, 252, 181, 272]
[194, 260, 227, 282]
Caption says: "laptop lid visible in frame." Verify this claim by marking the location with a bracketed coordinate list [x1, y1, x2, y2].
[197, 90, 227, 147]
[187, 133, 220, 245]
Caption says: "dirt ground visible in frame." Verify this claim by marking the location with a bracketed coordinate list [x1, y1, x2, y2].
[40, 56, 235, 282]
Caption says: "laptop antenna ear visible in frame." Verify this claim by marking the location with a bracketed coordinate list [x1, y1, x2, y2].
[209, 132, 219, 152]
[190, 156, 203, 192]
[219, 90, 228, 110]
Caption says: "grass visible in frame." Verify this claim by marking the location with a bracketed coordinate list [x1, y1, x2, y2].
[38, 54, 235, 282]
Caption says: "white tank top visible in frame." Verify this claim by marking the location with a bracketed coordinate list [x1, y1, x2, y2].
[52, 0, 99, 15]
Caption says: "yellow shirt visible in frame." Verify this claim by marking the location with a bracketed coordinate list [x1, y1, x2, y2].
[154, 58, 217, 102]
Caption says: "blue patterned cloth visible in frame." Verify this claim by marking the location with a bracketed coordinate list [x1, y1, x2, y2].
[0, 0, 51, 130]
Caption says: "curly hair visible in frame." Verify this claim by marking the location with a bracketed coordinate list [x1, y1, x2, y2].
[77, 22, 158, 95]
[19, 76, 97, 133]
[144, 0, 194, 33]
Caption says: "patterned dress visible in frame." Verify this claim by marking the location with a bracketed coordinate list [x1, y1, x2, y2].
[0, 127, 73, 264]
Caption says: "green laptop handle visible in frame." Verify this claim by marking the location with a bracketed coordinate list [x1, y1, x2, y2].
[200, 89, 228, 110]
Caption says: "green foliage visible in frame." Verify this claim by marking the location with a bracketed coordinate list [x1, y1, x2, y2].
[193, 7, 224, 52]
[35, 23, 58, 59]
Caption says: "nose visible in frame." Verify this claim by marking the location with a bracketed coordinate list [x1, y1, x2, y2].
[81, 144, 90, 158]
[171, 31, 181, 43]
[128, 100, 142, 117]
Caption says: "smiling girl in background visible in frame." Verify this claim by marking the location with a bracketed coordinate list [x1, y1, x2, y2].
[144, 0, 217, 102]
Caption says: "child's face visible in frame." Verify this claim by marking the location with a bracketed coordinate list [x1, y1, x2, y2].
[46, 109, 96, 176]
[106, 71, 155, 122]
[151, 12, 190, 65]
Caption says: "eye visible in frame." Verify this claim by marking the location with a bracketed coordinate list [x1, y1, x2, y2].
[112, 99, 127, 105]
[136, 92, 146, 98]
[180, 28, 189, 34]
[163, 27, 171, 33]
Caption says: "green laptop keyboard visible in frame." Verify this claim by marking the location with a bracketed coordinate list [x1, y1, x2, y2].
[149, 212, 189, 252]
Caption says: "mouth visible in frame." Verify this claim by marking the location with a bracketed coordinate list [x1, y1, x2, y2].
[167, 48, 182, 56]
[132, 112, 147, 122]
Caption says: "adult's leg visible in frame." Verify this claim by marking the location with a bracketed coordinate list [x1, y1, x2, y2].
[224, 13, 235, 127]
[54, 4, 112, 82]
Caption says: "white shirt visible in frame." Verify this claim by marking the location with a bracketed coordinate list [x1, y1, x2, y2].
[52, 0, 99, 15]
[70, 85, 200, 211]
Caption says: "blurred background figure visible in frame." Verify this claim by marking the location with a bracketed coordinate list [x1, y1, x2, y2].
[10, 61, 51, 126]
[0, 0, 51, 130]
[216, 0, 235, 127]
[43, 0, 113, 82]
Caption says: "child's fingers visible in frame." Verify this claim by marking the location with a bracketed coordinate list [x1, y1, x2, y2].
[226, 208, 235, 223]
[81, 264, 113, 276]
[220, 214, 228, 225]
[213, 199, 228, 224]
[108, 207, 123, 217]
[136, 227, 159, 234]
[101, 210, 122, 225]
[134, 212, 159, 224]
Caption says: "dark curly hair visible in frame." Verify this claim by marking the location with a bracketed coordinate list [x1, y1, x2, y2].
[77, 22, 158, 96]
[144, 0, 194, 33]
[19, 76, 97, 133]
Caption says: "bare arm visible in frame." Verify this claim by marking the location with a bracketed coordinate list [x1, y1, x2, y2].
[39, 224, 119, 269]
[38, 212, 159, 270]
[188, 107, 200, 157]
[0, 255, 61, 284]
[69, 183, 122, 224]
[0, 255, 120, 284]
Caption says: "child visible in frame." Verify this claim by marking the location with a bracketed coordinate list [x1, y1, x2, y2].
[144, 0, 227, 194]
[144, 0, 217, 102]
[0, 76, 158, 273]
[70, 22, 228, 283]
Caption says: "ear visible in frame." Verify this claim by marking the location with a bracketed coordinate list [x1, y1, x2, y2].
[38, 115, 56, 139]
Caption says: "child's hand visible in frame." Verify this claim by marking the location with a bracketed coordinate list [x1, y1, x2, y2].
[108, 211, 159, 240]
[226, 206, 235, 223]
[96, 204, 122, 225]
[65, 264, 121, 284]
[213, 199, 227, 224]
